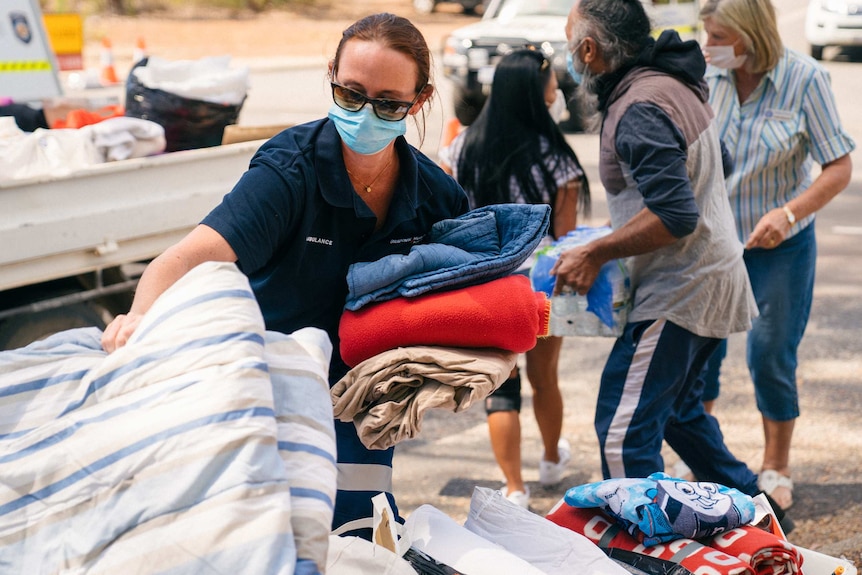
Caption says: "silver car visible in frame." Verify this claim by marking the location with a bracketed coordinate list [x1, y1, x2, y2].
[805, 0, 862, 60]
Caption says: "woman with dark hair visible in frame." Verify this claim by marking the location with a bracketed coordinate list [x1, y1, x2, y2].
[440, 48, 590, 509]
[101, 13, 470, 537]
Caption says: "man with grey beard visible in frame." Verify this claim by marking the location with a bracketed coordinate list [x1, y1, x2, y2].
[551, 0, 792, 532]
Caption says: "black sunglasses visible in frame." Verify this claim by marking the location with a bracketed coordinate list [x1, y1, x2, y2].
[330, 81, 424, 122]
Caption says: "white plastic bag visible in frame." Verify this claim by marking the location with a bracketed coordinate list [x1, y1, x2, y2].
[465, 487, 631, 575]
[326, 535, 419, 575]
[403, 504, 546, 575]
[0, 117, 98, 183]
[132, 55, 249, 105]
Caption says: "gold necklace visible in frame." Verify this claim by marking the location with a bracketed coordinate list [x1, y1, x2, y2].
[345, 154, 395, 194]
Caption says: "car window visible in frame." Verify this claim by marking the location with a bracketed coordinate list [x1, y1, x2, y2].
[493, 0, 573, 20]
[488, 0, 700, 41]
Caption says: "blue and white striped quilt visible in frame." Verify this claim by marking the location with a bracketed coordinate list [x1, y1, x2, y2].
[0, 262, 336, 575]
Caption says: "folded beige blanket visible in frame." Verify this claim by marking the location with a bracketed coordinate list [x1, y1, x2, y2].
[331, 346, 518, 450]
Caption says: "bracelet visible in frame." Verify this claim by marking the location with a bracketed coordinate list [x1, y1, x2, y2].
[782, 205, 796, 226]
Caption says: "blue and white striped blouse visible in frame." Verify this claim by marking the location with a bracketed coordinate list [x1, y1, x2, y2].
[705, 48, 856, 241]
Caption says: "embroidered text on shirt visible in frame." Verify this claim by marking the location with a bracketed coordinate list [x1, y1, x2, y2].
[389, 235, 424, 245]
[306, 236, 334, 246]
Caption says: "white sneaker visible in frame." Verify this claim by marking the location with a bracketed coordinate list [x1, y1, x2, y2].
[539, 438, 571, 486]
[503, 486, 530, 509]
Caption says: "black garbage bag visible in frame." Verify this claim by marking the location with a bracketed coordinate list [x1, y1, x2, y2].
[124, 58, 245, 152]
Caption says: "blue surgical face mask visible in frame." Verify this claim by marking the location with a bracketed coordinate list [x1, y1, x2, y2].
[327, 103, 407, 155]
[566, 41, 586, 85]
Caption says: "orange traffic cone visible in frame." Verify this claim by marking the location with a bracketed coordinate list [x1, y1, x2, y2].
[99, 37, 120, 85]
[441, 117, 463, 148]
[133, 36, 147, 63]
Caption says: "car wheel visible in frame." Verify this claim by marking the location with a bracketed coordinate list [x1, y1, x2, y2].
[414, 0, 436, 14]
[461, 0, 482, 14]
[452, 88, 486, 127]
[810, 44, 824, 60]
[0, 303, 107, 351]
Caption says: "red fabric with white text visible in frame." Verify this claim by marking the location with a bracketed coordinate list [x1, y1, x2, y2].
[703, 525, 803, 575]
[545, 503, 756, 575]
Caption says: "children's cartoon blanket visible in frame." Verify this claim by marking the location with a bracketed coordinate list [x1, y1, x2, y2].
[564, 472, 756, 545]
[0, 262, 337, 575]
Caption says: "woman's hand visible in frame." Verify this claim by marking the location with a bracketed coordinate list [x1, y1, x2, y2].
[745, 207, 793, 250]
[747, 154, 853, 251]
[101, 311, 143, 353]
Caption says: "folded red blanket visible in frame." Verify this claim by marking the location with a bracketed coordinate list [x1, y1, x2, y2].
[704, 525, 803, 575]
[339, 275, 550, 368]
[545, 503, 756, 575]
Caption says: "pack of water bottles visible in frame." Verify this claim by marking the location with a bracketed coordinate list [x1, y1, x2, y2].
[529, 226, 631, 337]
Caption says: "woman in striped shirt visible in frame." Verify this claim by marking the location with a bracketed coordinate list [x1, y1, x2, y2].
[699, 0, 855, 513]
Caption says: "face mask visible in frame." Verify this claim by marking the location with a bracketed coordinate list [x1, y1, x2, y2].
[548, 88, 566, 124]
[703, 45, 747, 70]
[566, 50, 585, 85]
[327, 103, 407, 155]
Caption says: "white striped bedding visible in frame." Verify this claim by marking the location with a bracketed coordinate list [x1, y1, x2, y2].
[0, 261, 336, 575]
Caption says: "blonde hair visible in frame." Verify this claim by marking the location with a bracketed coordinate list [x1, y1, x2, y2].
[700, 0, 783, 73]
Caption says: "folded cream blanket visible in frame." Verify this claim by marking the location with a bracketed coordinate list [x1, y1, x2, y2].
[331, 346, 517, 450]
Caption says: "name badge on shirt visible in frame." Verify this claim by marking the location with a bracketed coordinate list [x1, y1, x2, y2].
[763, 109, 794, 122]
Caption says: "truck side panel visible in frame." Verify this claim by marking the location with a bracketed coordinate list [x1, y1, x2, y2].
[0, 140, 261, 292]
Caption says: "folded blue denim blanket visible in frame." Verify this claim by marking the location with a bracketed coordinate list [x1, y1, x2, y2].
[345, 203, 551, 311]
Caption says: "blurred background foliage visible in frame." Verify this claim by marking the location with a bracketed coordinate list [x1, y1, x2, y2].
[39, 0, 319, 16]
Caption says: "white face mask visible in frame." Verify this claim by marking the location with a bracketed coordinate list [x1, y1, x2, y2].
[548, 88, 567, 124]
[703, 45, 747, 70]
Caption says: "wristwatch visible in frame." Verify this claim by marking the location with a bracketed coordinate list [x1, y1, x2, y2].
[782, 205, 796, 226]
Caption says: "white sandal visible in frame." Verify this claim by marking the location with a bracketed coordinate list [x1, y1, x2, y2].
[758, 469, 794, 509]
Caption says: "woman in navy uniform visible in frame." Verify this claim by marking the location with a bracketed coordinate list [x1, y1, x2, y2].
[102, 12, 469, 537]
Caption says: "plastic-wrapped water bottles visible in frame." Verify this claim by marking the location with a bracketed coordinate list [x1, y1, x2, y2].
[530, 226, 630, 337]
[548, 258, 630, 337]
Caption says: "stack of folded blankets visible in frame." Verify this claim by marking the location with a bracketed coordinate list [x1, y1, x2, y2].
[333, 204, 553, 450]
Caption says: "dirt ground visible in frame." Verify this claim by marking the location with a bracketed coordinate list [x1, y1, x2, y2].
[76, 3, 862, 568]
[78, 0, 478, 72]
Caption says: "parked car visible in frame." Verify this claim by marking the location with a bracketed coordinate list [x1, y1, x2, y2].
[805, 0, 862, 60]
[414, 0, 486, 15]
[441, 0, 700, 131]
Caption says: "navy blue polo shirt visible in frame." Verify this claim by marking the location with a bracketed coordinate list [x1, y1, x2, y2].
[202, 118, 469, 383]
[202, 118, 468, 534]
